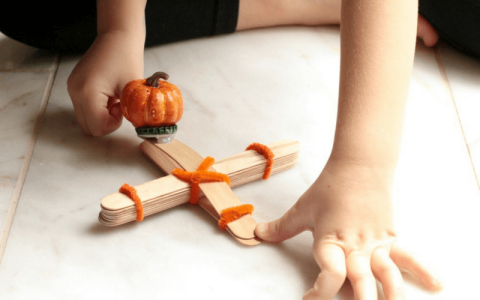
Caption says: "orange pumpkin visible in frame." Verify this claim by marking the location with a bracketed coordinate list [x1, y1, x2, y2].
[120, 72, 183, 128]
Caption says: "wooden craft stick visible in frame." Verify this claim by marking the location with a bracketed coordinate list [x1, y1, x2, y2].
[148, 139, 257, 241]
[99, 139, 300, 246]
[101, 140, 299, 212]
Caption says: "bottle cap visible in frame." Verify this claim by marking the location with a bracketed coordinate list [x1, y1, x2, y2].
[135, 125, 177, 144]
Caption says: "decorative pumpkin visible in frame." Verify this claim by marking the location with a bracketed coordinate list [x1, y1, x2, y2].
[120, 72, 183, 129]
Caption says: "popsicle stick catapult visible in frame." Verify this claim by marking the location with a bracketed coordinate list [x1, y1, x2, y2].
[99, 138, 300, 246]
[102, 72, 300, 245]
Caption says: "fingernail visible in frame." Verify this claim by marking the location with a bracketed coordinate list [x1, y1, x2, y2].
[429, 271, 444, 289]
[433, 277, 443, 288]
[256, 223, 268, 236]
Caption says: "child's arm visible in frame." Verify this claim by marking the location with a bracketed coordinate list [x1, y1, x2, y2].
[67, 0, 146, 137]
[256, 0, 443, 298]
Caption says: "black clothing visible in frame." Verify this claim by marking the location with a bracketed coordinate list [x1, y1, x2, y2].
[419, 0, 480, 58]
[0, 0, 478, 59]
[0, 0, 239, 53]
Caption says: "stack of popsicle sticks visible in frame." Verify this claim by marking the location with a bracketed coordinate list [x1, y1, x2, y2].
[99, 139, 300, 245]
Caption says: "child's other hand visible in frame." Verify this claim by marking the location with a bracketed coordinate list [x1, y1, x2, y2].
[67, 31, 144, 137]
[255, 159, 443, 299]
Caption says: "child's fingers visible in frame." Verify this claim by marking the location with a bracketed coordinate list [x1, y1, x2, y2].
[371, 248, 405, 300]
[303, 243, 346, 300]
[84, 93, 123, 137]
[106, 100, 124, 132]
[389, 243, 443, 291]
[255, 201, 311, 243]
[346, 252, 378, 300]
[71, 99, 91, 136]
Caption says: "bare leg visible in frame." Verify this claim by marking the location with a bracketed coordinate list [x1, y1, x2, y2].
[236, 0, 341, 31]
[236, 0, 439, 47]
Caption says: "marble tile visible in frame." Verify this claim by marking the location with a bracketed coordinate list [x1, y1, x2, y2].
[0, 71, 53, 244]
[0, 27, 478, 300]
[393, 43, 480, 299]
[437, 44, 480, 187]
[0, 33, 57, 71]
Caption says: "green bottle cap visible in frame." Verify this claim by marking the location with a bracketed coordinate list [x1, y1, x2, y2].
[135, 125, 177, 144]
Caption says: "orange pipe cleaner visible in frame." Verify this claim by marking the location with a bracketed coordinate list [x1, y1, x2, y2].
[246, 142, 274, 179]
[119, 183, 144, 222]
[172, 156, 231, 205]
[218, 204, 254, 230]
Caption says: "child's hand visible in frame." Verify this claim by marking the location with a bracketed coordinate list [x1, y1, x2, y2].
[67, 31, 144, 137]
[255, 159, 443, 299]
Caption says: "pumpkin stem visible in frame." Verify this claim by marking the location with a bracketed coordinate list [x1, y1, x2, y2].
[146, 72, 169, 88]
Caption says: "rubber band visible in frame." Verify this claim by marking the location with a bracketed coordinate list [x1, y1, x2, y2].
[172, 156, 231, 205]
[119, 183, 144, 222]
[246, 142, 274, 179]
[218, 204, 254, 230]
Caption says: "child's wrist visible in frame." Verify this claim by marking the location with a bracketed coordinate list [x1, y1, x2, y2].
[98, 28, 145, 44]
[95, 29, 146, 57]
[325, 153, 397, 186]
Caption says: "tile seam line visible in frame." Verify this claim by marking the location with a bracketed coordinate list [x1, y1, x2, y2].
[0, 53, 61, 265]
[434, 46, 480, 190]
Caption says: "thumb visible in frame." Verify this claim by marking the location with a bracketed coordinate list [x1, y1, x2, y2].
[255, 202, 311, 243]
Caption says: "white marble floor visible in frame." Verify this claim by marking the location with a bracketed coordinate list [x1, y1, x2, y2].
[0, 26, 479, 300]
